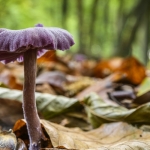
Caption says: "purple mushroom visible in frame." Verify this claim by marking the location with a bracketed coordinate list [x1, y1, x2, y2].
[0, 24, 74, 150]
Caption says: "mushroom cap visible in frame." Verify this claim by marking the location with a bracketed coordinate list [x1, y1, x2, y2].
[0, 26, 74, 64]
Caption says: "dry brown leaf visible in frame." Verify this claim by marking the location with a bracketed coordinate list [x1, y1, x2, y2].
[76, 73, 124, 99]
[0, 69, 23, 90]
[36, 71, 67, 90]
[36, 83, 56, 95]
[13, 119, 150, 149]
[117, 57, 146, 85]
[93, 57, 146, 85]
[69, 58, 97, 76]
[37, 51, 71, 73]
[0, 98, 23, 129]
[93, 57, 124, 78]
[0, 129, 27, 150]
[37, 51, 58, 64]
[0, 129, 17, 150]
[0, 62, 5, 73]
[8, 64, 24, 85]
[64, 76, 96, 97]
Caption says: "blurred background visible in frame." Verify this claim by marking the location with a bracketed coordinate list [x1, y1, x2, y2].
[0, 0, 150, 64]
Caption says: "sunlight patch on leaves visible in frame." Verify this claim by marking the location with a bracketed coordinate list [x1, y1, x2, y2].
[137, 77, 150, 96]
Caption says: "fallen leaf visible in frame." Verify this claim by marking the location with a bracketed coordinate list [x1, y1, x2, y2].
[0, 98, 23, 129]
[117, 57, 146, 85]
[36, 83, 56, 95]
[93, 57, 124, 78]
[0, 62, 5, 73]
[16, 138, 27, 150]
[69, 57, 97, 76]
[37, 51, 71, 73]
[107, 84, 136, 108]
[0, 69, 23, 90]
[13, 119, 150, 149]
[82, 93, 150, 128]
[64, 76, 96, 97]
[0, 129, 17, 150]
[37, 50, 58, 64]
[76, 73, 124, 99]
[93, 57, 146, 85]
[137, 77, 150, 96]
[133, 92, 150, 105]
[36, 71, 67, 88]
[49, 112, 91, 131]
[0, 87, 80, 119]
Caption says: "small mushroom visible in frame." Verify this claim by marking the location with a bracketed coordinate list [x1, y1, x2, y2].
[0, 24, 74, 150]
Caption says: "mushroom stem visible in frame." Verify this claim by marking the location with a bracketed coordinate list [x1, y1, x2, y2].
[23, 49, 41, 150]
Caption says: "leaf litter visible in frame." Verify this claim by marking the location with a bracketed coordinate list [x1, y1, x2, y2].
[13, 119, 150, 149]
[0, 52, 150, 149]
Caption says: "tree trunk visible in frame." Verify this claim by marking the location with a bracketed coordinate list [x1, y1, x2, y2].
[89, 0, 99, 51]
[77, 0, 85, 54]
[61, 0, 68, 29]
[114, 0, 147, 57]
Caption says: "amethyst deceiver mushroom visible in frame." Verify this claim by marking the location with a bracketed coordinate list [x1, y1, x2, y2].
[0, 24, 74, 150]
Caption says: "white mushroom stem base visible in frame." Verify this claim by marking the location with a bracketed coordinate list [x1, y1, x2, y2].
[23, 49, 41, 150]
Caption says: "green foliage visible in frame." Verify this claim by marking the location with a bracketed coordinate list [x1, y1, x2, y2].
[0, 0, 149, 62]
[137, 77, 150, 96]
